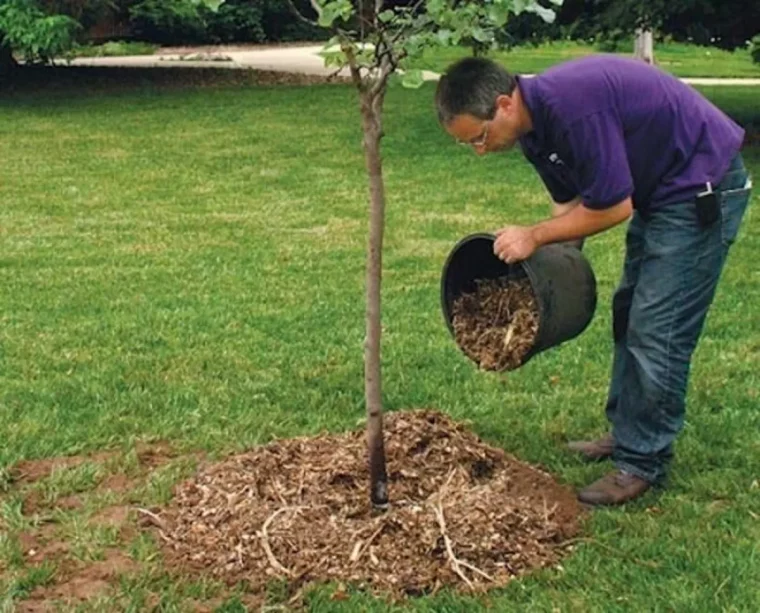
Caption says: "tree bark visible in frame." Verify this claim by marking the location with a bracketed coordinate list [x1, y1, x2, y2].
[361, 88, 389, 510]
[0, 39, 18, 79]
[634, 28, 654, 64]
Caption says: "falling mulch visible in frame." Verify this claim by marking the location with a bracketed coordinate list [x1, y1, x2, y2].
[452, 278, 540, 372]
[150, 410, 581, 601]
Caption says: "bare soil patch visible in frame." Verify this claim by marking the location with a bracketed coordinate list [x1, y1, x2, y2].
[452, 278, 539, 371]
[17, 524, 69, 565]
[136, 441, 176, 469]
[90, 505, 132, 528]
[97, 473, 138, 494]
[11, 452, 117, 486]
[151, 410, 581, 600]
[24, 549, 138, 606]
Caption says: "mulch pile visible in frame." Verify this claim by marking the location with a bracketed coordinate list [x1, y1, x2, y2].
[149, 410, 581, 601]
[452, 278, 540, 371]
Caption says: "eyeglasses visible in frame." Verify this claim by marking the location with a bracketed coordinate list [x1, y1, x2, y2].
[459, 122, 489, 149]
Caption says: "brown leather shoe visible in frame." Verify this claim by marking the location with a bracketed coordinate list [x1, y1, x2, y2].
[566, 433, 614, 461]
[578, 470, 651, 506]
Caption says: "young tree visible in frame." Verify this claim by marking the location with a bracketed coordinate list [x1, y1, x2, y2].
[288, 0, 561, 509]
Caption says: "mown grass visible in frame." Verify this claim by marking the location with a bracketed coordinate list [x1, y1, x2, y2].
[414, 40, 760, 78]
[0, 74, 758, 611]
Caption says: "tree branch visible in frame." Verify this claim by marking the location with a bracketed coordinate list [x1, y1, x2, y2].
[369, 52, 394, 99]
[342, 43, 367, 92]
[285, 0, 318, 27]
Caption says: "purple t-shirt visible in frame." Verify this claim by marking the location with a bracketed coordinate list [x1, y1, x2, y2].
[517, 55, 745, 210]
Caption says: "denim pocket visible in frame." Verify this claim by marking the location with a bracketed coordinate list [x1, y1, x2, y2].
[717, 169, 747, 190]
[719, 184, 752, 247]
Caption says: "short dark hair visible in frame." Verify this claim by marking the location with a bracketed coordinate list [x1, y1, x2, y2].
[434, 57, 517, 125]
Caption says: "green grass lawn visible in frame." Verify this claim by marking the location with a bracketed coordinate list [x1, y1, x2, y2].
[414, 40, 760, 78]
[0, 75, 759, 611]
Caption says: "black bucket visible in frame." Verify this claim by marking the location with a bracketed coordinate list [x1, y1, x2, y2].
[440, 233, 597, 368]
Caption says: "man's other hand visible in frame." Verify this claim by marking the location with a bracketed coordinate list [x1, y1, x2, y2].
[493, 225, 538, 263]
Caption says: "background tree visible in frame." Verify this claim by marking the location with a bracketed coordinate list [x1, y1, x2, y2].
[0, 0, 80, 73]
[0, 0, 228, 76]
[554, 0, 760, 59]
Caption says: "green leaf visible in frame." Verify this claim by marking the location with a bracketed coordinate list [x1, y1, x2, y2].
[194, 0, 224, 11]
[336, 0, 355, 21]
[512, 0, 530, 14]
[325, 35, 342, 48]
[437, 29, 453, 45]
[471, 27, 493, 43]
[378, 9, 395, 23]
[487, 5, 511, 28]
[318, 6, 338, 28]
[401, 69, 425, 89]
[547, 0, 564, 5]
[323, 52, 346, 68]
[316, 0, 355, 28]
[426, 0, 446, 19]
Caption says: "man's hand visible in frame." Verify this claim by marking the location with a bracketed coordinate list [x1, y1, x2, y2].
[493, 225, 538, 263]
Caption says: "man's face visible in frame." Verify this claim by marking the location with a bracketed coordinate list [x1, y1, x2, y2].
[444, 94, 522, 156]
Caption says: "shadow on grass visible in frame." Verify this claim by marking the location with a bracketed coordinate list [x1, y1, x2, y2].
[0, 64, 350, 99]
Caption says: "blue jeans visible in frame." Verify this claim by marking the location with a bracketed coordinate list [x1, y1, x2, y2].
[606, 155, 752, 484]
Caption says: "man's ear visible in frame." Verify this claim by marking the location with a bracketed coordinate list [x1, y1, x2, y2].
[495, 94, 513, 113]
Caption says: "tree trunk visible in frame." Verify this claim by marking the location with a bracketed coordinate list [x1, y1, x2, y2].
[361, 88, 389, 510]
[634, 28, 654, 64]
[0, 39, 18, 79]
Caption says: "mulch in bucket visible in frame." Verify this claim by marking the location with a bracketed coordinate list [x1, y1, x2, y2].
[147, 410, 581, 603]
[451, 277, 539, 371]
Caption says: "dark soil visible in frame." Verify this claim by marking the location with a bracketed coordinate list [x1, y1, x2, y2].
[0, 65, 349, 97]
[452, 278, 539, 372]
[152, 410, 581, 601]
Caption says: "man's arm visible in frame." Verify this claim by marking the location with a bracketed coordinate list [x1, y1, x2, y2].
[493, 197, 632, 263]
[552, 196, 582, 218]
[551, 196, 585, 249]
[533, 197, 632, 246]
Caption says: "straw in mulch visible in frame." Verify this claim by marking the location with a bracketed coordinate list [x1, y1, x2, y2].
[145, 410, 581, 602]
[452, 277, 539, 371]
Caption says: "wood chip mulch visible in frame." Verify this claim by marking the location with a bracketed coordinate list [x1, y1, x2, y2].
[452, 278, 540, 371]
[148, 410, 581, 601]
